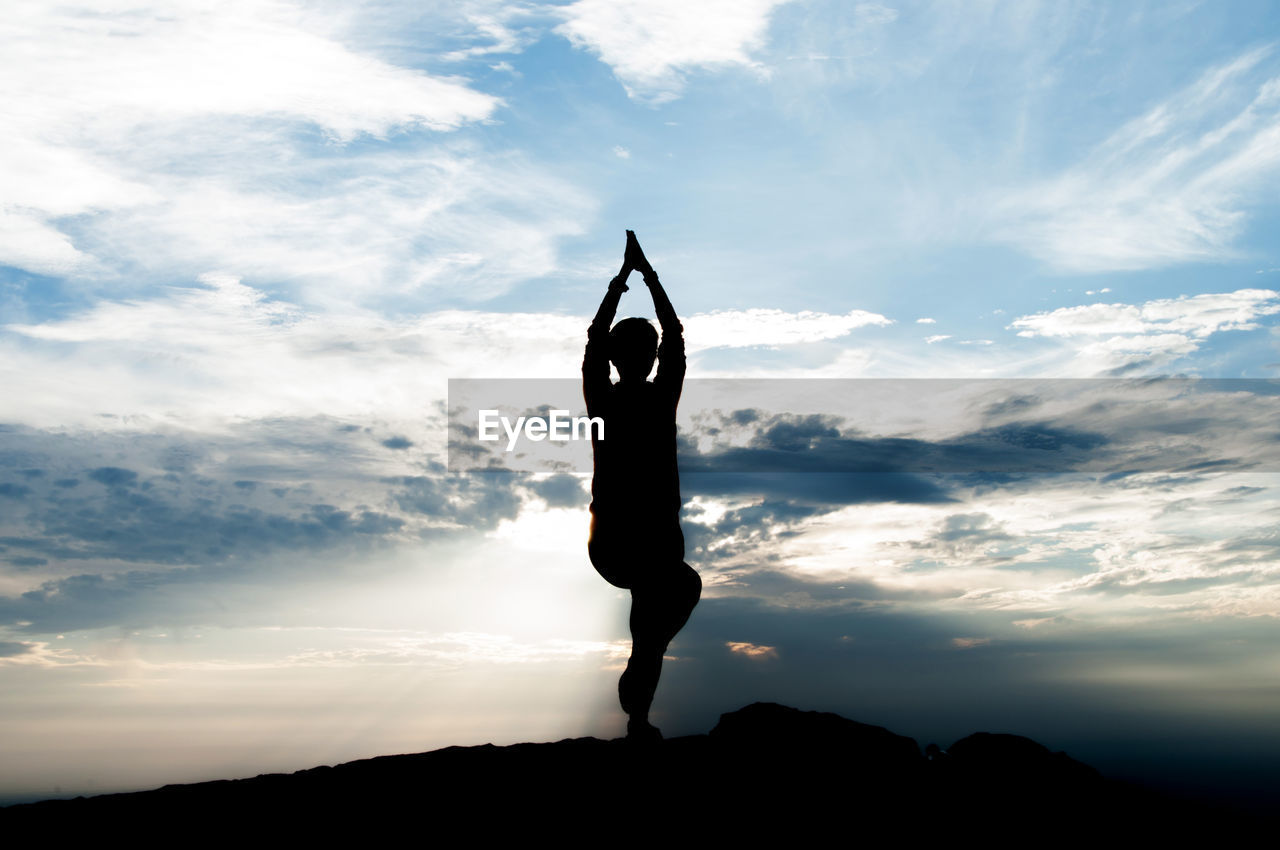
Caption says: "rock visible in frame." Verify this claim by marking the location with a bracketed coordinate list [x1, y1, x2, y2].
[710, 702, 922, 779]
[0, 704, 1253, 839]
[947, 731, 1100, 784]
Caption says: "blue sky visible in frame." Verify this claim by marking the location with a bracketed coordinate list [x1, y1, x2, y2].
[2, 0, 1280, 803]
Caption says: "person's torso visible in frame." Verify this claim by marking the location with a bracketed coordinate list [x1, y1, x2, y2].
[588, 381, 681, 521]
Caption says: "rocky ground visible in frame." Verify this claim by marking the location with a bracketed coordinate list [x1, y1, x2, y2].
[3, 702, 1270, 839]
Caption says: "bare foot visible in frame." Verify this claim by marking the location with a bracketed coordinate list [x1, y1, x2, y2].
[626, 717, 663, 742]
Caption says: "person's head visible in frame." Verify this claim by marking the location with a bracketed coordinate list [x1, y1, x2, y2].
[609, 317, 658, 383]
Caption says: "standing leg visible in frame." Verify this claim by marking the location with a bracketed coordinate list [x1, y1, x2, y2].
[619, 562, 701, 739]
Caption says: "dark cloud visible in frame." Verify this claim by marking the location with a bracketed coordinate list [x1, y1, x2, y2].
[382, 436, 413, 450]
[528, 474, 588, 508]
[752, 414, 842, 451]
[0, 536, 87, 562]
[1220, 486, 1266, 498]
[683, 472, 955, 504]
[1099, 471, 1211, 489]
[88, 467, 138, 488]
[704, 566, 951, 605]
[0, 420, 524, 551]
[2, 392, 1276, 646]
[4, 484, 407, 567]
[0, 473, 533, 633]
[983, 394, 1042, 418]
[1174, 459, 1242, 473]
[676, 462, 964, 570]
[389, 469, 525, 532]
[1139, 530, 1280, 574]
[447, 418, 488, 462]
[0, 483, 31, 499]
[0, 640, 34, 658]
[1082, 572, 1266, 597]
[888, 511, 1023, 571]
[0, 423, 542, 633]
[683, 499, 824, 564]
[680, 413, 1111, 475]
[449, 379, 1280, 476]
[933, 512, 1012, 546]
[1, 568, 237, 633]
[1103, 358, 1165, 377]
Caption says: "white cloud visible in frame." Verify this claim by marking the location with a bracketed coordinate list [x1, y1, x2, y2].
[1008, 288, 1280, 375]
[1, 278, 580, 430]
[684, 307, 890, 349]
[278, 631, 625, 668]
[990, 47, 1280, 272]
[95, 148, 593, 301]
[613, 145, 632, 159]
[3, 0, 498, 138]
[0, 208, 94, 277]
[1, 279, 892, 428]
[0, 0, 509, 282]
[924, 334, 950, 344]
[554, 0, 794, 103]
[438, 2, 541, 62]
[916, 317, 936, 324]
[787, 472, 1280, 620]
[1010, 289, 1280, 338]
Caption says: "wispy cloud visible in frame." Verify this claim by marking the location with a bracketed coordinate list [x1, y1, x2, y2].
[725, 640, 778, 659]
[685, 307, 890, 349]
[554, 0, 795, 103]
[1011, 289, 1280, 338]
[437, 1, 545, 62]
[92, 148, 594, 301]
[2, 279, 892, 427]
[991, 46, 1280, 272]
[279, 631, 627, 668]
[0, 0, 520, 285]
[1009, 288, 1280, 373]
[0, 639, 101, 669]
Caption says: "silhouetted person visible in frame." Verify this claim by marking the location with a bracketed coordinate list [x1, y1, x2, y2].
[584, 231, 701, 740]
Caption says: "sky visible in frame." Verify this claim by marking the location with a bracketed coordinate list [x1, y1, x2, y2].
[3, 0, 1280, 804]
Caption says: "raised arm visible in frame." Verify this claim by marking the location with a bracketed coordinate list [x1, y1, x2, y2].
[648, 269, 686, 401]
[625, 231, 685, 400]
[583, 262, 632, 414]
[591, 271, 628, 332]
[644, 269, 680, 335]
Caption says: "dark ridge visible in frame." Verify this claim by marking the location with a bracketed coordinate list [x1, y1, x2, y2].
[2, 703, 1269, 838]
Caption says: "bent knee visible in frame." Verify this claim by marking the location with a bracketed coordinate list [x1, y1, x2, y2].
[632, 562, 700, 600]
[588, 532, 640, 589]
[681, 562, 702, 603]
